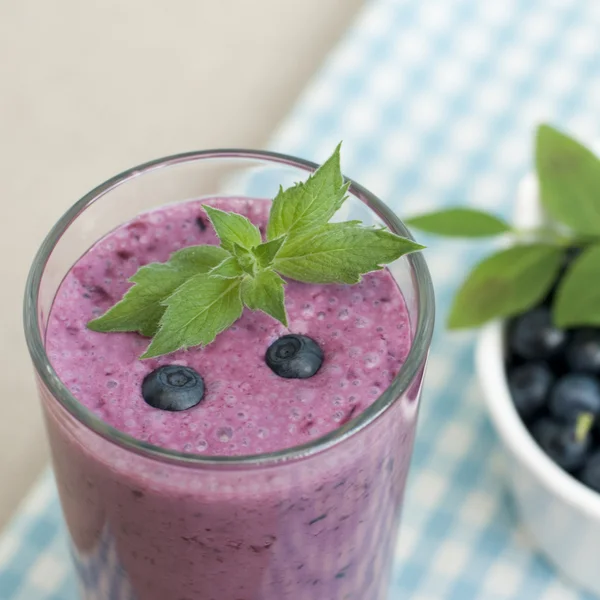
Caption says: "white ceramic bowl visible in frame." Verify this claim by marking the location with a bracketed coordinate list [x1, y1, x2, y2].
[476, 174, 600, 597]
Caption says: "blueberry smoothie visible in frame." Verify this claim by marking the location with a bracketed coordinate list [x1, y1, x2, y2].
[39, 196, 426, 599]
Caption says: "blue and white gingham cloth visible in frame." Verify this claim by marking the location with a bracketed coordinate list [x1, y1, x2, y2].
[3, 0, 600, 598]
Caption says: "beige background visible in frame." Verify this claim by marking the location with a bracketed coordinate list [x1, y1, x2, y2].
[0, 0, 364, 528]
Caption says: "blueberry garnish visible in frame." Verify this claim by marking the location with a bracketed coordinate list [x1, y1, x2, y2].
[508, 306, 566, 360]
[141, 365, 205, 411]
[531, 416, 592, 472]
[549, 374, 600, 422]
[566, 329, 600, 375]
[266, 334, 324, 379]
[507, 362, 554, 419]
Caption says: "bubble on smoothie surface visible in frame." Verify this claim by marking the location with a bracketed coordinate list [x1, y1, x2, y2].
[46, 197, 412, 456]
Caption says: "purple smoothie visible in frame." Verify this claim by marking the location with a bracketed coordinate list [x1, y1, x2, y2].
[48, 198, 410, 455]
[43, 197, 422, 599]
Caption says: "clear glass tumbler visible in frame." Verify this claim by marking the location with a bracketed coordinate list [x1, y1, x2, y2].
[24, 150, 434, 600]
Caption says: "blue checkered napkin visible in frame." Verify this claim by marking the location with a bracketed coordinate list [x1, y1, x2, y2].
[0, 471, 76, 599]
[3, 0, 600, 598]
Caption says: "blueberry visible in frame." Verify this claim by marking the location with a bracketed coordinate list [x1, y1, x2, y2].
[508, 307, 566, 360]
[531, 416, 592, 472]
[566, 329, 600, 375]
[507, 362, 554, 419]
[549, 374, 600, 421]
[579, 451, 600, 492]
[266, 334, 323, 379]
[141, 365, 205, 411]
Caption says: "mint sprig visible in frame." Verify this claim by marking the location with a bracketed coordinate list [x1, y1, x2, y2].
[405, 208, 511, 238]
[203, 204, 262, 252]
[447, 244, 563, 328]
[267, 143, 349, 240]
[536, 124, 600, 236]
[86, 245, 229, 337]
[274, 222, 417, 284]
[241, 269, 287, 326]
[88, 144, 423, 358]
[406, 123, 600, 330]
[554, 245, 600, 328]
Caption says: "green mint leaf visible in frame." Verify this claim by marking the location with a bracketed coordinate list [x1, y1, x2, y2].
[142, 274, 243, 358]
[553, 245, 600, 327]
[536, 124, 600, 235]
[273, 222, 423, 284]
[267, 143, 349, 240]
[448, 244, 563, 329]
[406, 208, 511, 237]
[169, 245, 230, 271]
[242, 269, 287, 326]
[253, 237, 285, 268]
[87, 245, 229, 337]
[203, 204, 262, 252]
[232, 243, 257, 275]
[209, 256, 244, 279]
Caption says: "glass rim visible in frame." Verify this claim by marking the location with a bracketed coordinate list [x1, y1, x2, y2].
[23, 148, 435, 469]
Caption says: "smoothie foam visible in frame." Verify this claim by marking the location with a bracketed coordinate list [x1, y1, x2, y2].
[47, 197, 411, 456]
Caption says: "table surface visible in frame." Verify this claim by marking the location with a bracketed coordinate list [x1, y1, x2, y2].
[0, 0, 364, 527]
[3, 0, 600, 598]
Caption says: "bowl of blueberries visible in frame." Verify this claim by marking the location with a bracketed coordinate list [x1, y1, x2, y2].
[477, 171, 600, 596]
